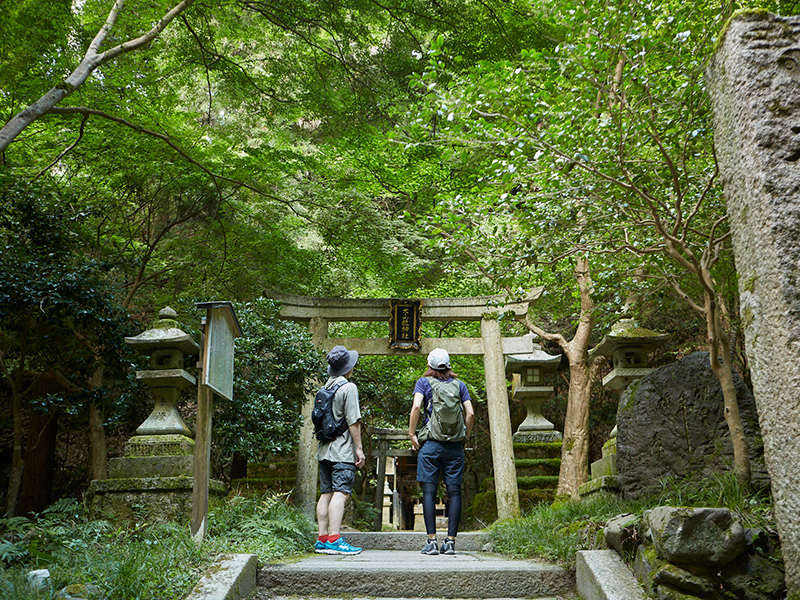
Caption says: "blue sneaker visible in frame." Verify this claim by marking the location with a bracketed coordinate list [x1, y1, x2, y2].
[324, 536, 362, 555]
[314, 540, 330, 554]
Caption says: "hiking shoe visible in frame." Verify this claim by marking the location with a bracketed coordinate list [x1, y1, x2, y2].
[325, 537, 362, 555]
[314, 540, 330, 554]
[421, 539, 439, 555]
[441, 538, 456, 555]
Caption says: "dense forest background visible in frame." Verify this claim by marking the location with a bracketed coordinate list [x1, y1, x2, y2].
[3, 0, 798, 518]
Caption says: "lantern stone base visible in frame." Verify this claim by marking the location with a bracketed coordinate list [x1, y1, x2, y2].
[579, 437, 619, 499]
[86, 433, 226, 523]
[86, 476, 227, 523]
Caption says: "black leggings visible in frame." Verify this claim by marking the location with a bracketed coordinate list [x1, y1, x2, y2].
[421, 481, 462, 538]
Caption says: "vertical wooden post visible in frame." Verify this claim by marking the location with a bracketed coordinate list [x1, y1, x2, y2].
[481, 317, 520, 520]
[373, 439, 388, 531]
[295, 317, 328, 517]
[192, 319, 213, 542]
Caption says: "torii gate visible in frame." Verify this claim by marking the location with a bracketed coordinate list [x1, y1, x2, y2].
[271, 288, 544, 522]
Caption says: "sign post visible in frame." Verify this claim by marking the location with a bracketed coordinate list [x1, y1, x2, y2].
[192, 301, 242, 542]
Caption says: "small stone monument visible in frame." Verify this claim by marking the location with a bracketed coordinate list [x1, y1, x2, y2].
[580, 319, 669, 499]
[86, 307, 225, 522]
[505, 335, 562, 443]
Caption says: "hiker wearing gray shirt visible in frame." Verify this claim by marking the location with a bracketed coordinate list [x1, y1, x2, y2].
[314, 345, 365, 556]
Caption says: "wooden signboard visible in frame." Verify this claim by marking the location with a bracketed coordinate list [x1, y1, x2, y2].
[199, 303, 242, 401]
[192, 301, 242, 542]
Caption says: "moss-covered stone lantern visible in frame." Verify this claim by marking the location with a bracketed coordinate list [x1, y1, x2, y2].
[579, 318, 670, 499]
[589, 318, 670, 391]
[125, 306, 198, 439]
[87, 307, 224, 522]
[505, 334, 562, 443]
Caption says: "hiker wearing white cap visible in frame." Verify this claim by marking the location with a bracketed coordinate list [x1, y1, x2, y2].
[408, 348, 474, 555]
[314, 345, 365, 555]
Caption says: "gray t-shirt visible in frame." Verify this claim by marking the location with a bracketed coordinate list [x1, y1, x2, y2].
[316, 376, 361, 464]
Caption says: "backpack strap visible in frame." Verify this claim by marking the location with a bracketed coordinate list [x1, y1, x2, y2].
[325, 379, 348, 393]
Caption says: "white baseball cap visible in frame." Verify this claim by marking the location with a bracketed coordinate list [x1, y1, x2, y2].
[427, 348, 451, 371]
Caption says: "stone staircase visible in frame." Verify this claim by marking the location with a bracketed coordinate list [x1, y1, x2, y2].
[256, 532, 575, 599]
[471, 441, 562, 524]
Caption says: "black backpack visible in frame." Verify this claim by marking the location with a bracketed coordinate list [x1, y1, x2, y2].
[311, 381, 349, 442]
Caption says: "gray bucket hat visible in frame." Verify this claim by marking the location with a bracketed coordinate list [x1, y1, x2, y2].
[327, 345, 359, 377]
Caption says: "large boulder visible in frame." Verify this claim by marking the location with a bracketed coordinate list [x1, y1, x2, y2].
[616, 352, 767, 499]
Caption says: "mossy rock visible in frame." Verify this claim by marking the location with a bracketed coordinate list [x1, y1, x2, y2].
[519, 488, 556, 508]
[471, 490, 498, 526]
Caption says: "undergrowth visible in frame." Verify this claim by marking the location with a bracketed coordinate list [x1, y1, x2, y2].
[0, 493, 315, 600]
[489, 472, 775, 572]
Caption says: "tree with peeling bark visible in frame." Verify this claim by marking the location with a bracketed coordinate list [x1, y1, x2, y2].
[394, 0, 756, 493]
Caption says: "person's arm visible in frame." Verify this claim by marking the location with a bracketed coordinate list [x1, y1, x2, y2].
[463, 399, 475, 440]
[349, 420, 365, 468]
[408, 392, 425, 451]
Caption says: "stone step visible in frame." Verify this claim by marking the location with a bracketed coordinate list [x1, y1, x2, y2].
[481, 476, 559, 491]
[513, 442, 562, 460]
[342, 531, 488, 551]
[258, 550, 574, 599]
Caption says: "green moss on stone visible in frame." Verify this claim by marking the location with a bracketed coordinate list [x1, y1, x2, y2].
[516, 476, 560, 489]
[155, 318, 180, 329]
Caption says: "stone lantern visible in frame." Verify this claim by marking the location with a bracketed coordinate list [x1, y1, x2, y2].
[125, 306, 198, 440]
[87, 307, 224, 522]
[505, 334, 562, 443]
[590, 318, 670, 391]
[579, 318, 670, 499]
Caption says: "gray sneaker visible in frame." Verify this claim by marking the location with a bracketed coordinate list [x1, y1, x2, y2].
[441, 538, 456, 555]
[421, 539, 439, 555]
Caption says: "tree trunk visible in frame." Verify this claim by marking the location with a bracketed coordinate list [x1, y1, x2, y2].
[18, 409, 58, 516]
[88, 367, 108, 481]
[556, 362, 592, 499]
[5, 390, 24, 518]
[705, 291, 751, 490]
[710, 347, 751, 490]
[555, 256, 601, 500]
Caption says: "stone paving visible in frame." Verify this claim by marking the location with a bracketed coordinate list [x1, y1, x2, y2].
[252, 533, 576, 600]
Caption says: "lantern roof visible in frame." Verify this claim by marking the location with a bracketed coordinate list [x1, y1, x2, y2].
[125, 306, 201, 357]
